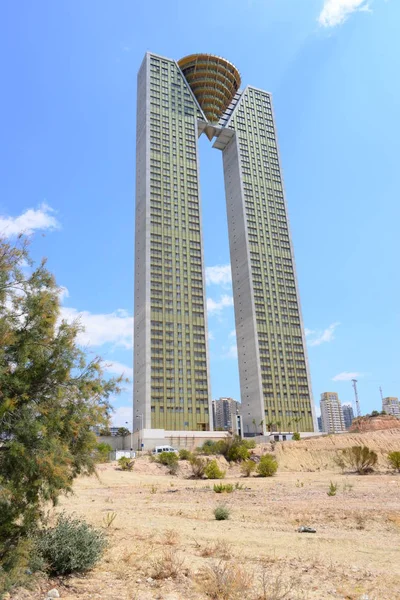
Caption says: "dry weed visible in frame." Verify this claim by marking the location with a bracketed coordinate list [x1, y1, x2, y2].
[257, 562, 302, 600]
[162, 528, 180, 545]
[200, 539, 232, 559]
[198, 559, 253, 600]
[150, 548, 186, 580]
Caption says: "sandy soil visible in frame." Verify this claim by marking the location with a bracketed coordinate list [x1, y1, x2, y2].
[14, 431, 400, 600]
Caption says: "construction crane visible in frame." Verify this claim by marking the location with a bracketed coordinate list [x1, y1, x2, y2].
[379, 386, 384, 402]
[352, 379, 361, 418]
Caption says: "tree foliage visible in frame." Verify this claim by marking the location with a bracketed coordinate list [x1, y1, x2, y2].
[0, 236, 123, 557]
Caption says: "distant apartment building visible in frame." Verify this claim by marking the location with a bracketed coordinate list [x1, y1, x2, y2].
[317, 416, 323, 432]
[342, 404, 354, 429]
[382, 397, 400, 418]
[320, 392, 346, 433]
[212, 397, 241, 431]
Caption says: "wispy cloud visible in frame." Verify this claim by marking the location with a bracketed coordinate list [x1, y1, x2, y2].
[318, 0, 372, 28]
[307, 322, 340, 346]
[205, 264, 232, 287]
[104, 360, 133, 379]
[207, 295, 234, 315]
[208, 331, 215, 341]
[60, 306, 133, 348]
[224, 343, 238, 359]
[332, 371, 363, 381]
[0, 203, 60, 237]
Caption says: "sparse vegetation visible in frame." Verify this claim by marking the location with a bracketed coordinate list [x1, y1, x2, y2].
[189, 455, 207, 478]
[150, 548, 185, 580]
[118, 456, 135, 471]
[36, 514, 107, 575]
[214, 505, 230, 521]
[327, 481, 338, 496]
[257, 454, 278, 477]
[178, 448, 192, 460]
[341, 446, 378, 474]
[214, 483, 234, 493]
[241, 459, 257, 477]
[388, 451, 400, 472]
[292, 432, 301, 441]
[205, 460, 226, 479]
[258, 562, 299, 600]
[200, 539, 232, 560]
[157, 451, 179, 475]
[102, 511, 117, 528]
[199, 560, 252, 600]
[198, 436, 255, 463]
[162, 528, 180, 546]
[95, 442, 113, 463]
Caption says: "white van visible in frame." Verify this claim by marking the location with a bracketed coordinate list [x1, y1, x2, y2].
[152, 445, 178, 455]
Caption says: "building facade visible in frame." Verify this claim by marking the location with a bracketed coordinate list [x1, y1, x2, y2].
[212, 397, 241, 431]
[320, 392, 346, 433]
[382, 397, 400, 418]
[342, 404, 354, 429]
[134, 52, 317, 434]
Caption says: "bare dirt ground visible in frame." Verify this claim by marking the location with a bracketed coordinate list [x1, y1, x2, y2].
[16, 430, 400, 600]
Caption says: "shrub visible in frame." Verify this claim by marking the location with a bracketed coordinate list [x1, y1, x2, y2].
[205, 460, 226, 480]
[118, 456, 134, 471]
[95, 442, 113, 463]
[157, 451, 179, 475]
[213, 483, 234, 493]
[199, 560, 251, 600]
[214, 505, 230, 521]
[200, 440, 220, 455]
[150, 548, 185, 580]
[341, 446, 378, 474]
[36, 514, 107, 575]
[388, 451, 400, 472]
[327, 481, 337, 496]
[256, 454, 278, 477]
[240, 459, 256, 477]
[189, 456, 206, 479]
[178, 448, 192, 460]
[292, 432, 301, 441]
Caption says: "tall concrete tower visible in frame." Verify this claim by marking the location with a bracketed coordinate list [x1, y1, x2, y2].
[134, 52, 317, 435]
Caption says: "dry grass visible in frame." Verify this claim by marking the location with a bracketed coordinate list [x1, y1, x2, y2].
[150, 548, 186, 580]
[257, 562, 300, 600]
[198, 560, 253, 600]
[200, 539, 232, 560]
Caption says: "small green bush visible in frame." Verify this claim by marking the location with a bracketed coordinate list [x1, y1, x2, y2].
[178, 449, 192, 461]
[189, 456, 206, 478]
[327, 481, 338, 496]
[213, 483, 234, 493]
[95, 442, 112, 463]
[199, 440, 220, 455]
[240, 459, 257, 477]
[341, 446, 378, 474]
[214, 505, 230, 520]
[292, 432, 301, 441]
[388, 451, 400, 472]
[36, 514, 107, 575]
[257, 454, 278, 477]
[205, 459, 226, 480]
[157, 451, 179, 475]
[118, 456, 134, 471]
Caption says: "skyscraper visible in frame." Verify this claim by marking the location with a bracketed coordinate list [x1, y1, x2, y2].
[134, 52, 317, 434]
[320, 392, 346, 433]
[382, 397, 400, 418]
[342, 403, 354, 429]
[212, 397, 241, 431]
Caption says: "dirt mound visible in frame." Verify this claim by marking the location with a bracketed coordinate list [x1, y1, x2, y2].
[349, 414, 400, 432]
[265, 429, 400, 472]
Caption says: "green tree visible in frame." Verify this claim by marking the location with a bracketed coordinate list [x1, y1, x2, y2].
[0, 236, 124, 558]
[116, 427, 130, 437]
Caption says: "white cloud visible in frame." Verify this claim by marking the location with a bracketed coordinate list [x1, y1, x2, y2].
[57, 286, 69, 302]
[332, 371, 362, 381]
[229, 329, 236, 339]
[208, 331, 215, 341]
[307, 322, 340, 347]
[111, 405, 133, 428]
[0, 203, 60, 237]
[224, 344, 238, 359]
[104, 360, 133, 379]
[318, 0, 371, 27]
[304, 328, 314, 337]
[60, 306, 133, 348]
[205, 264, 232, 287]
[207, 295, 234, 315]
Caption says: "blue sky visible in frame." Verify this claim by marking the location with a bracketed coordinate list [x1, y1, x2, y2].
[1, 0, 399, 426]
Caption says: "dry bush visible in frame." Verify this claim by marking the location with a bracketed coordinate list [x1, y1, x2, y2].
[199, 560, 253, 600]
[257, 562, 300, 600]
[150, 548, 186, 580]
[162, 528, 180, 546]
[200, 539, 232, 560]
[354, 512, 366, 530]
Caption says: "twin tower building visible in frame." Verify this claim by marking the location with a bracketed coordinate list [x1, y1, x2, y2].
[134, 52, 317, 435]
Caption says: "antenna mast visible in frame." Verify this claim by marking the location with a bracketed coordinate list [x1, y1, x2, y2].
[352, 379, 361, 417]
[379, 386, 384, 402]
